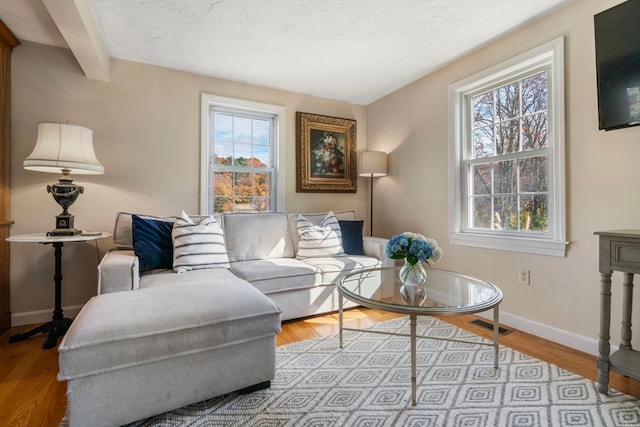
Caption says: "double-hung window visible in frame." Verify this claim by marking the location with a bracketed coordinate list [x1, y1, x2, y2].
[201, 94, 284, 214]
[448, 37, 567, 256]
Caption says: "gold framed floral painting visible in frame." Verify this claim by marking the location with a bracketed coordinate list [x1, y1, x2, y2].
[296, 112, 357, 193]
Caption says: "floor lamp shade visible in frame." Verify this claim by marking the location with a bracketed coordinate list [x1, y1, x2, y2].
[24, 123, 104, 235]
[359, 151, 387, 236]
[359, 151, 387, 177]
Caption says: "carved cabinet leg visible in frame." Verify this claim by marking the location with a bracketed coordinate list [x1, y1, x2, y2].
[598, 271, 612, 394]
[621, 272, 634, 350]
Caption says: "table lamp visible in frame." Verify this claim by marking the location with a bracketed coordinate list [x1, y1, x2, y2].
[359, 151, 387, 236]
[23, 123, 104, 236]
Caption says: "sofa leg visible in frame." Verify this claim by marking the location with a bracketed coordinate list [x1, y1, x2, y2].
[238, 381, 270, 394]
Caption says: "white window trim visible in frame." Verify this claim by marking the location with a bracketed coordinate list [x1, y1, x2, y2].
[448, 37, 568, 257]
[200, 94, 286, 214]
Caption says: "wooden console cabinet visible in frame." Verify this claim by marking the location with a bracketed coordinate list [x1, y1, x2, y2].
[0, 20, 19, 332]
[595, 230, 640, 394]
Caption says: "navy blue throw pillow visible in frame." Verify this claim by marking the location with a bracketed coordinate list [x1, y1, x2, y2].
[132, 215, 174, 271]
[339, 220, 365, 255]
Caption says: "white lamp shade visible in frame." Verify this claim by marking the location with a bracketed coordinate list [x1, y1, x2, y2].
[359, 151, 387, 177]
[23, 123, 104, 175]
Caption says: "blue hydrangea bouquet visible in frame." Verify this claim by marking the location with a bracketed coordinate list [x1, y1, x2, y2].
[386, 232, 442, 266]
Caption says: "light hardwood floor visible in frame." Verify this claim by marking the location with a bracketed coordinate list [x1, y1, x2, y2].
[1, 308, 638, 426]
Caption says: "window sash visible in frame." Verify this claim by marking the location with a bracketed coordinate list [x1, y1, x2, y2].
[463, 73, 551, 235]
[211, 109, 275, 212]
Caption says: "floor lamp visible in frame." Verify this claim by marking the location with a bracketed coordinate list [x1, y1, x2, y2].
[359, 151, 387, 236]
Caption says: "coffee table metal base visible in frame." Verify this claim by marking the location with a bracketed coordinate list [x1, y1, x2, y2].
[338, 298, 500, 406]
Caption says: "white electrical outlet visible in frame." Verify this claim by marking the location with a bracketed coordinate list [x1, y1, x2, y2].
[519, 268, 530, 285]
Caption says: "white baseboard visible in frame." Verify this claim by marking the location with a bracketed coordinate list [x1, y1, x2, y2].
[12, 305, 604, 357]
[11, 305, 84, 327]
[476, 310, 605, 357]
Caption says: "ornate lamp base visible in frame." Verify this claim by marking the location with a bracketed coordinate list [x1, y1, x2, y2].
[48, 213, 81, 236]
[47, 170, 84, 236]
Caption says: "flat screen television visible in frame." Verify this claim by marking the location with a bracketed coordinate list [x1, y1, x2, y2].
[594, 0, 640, 131]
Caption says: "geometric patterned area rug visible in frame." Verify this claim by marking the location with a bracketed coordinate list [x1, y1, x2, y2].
[64, 316, 640, 427]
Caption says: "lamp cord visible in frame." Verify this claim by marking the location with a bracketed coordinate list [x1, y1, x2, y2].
[92, 239, 103, 265]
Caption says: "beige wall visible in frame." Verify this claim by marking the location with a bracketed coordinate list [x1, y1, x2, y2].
[366, 0, 640, 352]
[9, 41, 367, 322]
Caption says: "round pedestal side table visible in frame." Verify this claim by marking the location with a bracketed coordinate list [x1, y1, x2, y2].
[6, 232, 111, 349]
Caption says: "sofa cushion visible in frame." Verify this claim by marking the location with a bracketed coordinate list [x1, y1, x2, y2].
[58, 269, 281, 380]
[339, 220, 365, 255]
[172, 212, 230, 273]
[132, 215, 174, 271]
[303, 256, 382, 284]
[223, 212, 294, 261]
[229, 258, 321, 294]
[296, 211, 346, 258]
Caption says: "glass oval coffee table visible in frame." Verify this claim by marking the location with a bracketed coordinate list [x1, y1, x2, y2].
[338, 265, 503, 406]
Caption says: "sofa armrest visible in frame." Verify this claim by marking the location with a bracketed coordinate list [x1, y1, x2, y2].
[363, 236, 394, 267]
[97, 249, 140, 294]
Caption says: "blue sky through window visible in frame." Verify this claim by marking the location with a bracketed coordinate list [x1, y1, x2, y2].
[214, 113, 271, 167]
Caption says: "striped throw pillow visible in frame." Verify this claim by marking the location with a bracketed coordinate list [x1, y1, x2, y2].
[172, 211, 230, 273]
[296, 211, 346, 258]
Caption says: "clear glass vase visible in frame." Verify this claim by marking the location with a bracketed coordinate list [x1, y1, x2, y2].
[399, 261, 428, 305]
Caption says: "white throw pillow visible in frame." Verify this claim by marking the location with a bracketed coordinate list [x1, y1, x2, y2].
[296, 211, 346, 258]
[172, 211, 230, 273]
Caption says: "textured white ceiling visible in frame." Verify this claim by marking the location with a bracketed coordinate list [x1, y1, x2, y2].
[0, 0, 573, 105]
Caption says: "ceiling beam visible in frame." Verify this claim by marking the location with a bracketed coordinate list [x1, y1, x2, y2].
[42, 0, 110, 81]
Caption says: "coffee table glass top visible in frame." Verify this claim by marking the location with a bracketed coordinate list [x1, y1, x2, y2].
[338, 266, 502, 316]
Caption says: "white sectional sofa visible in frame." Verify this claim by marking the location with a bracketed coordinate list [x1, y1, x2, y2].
[58, 210, 390, 426]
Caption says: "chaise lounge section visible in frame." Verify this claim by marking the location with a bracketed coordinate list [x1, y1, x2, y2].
[58, 270, 280, 427]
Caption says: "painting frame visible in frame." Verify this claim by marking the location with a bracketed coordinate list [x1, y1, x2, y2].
[296, 112, 357, 193]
